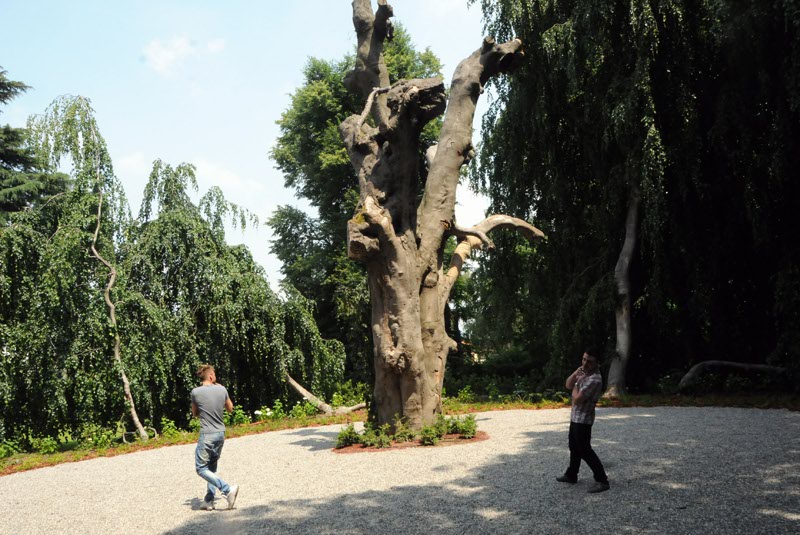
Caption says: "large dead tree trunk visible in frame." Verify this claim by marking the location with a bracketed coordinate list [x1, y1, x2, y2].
[340, 0, 544, 430]
[605, 187, 640, 398]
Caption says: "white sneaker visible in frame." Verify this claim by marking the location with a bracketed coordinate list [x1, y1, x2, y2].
[200, 498, 214, 510]
[225, 485, 239, 509]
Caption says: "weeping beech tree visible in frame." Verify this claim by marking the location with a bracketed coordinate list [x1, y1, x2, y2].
[340, 0, 544, 429]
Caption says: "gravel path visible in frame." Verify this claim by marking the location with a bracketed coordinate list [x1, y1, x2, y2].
[3, 407, 799, 534]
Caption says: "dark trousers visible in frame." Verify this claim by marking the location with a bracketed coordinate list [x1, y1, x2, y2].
[566, 421, 608, 483]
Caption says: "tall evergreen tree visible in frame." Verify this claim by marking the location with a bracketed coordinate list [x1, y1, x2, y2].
[0, 68, 68, 225]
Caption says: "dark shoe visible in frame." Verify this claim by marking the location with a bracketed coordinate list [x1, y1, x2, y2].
[588, 482, 610, 493]
[556, 475, 577, 484]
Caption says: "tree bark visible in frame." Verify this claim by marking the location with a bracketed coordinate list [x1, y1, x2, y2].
[678, 361, 787, 391]
[90, 191, 149, 442]
[605, 187, 640, 398]
[341, 1, 541, 429]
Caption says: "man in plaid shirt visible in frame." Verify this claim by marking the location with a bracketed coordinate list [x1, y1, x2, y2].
[556, 349, 610, 493]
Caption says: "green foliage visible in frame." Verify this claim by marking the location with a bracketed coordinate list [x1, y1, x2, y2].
[335, 423, 361, 448]
[449, 414, 478, 439]
[0, 439, 19, 459]
[467, 0, 800, 389]
[160, 418, 181, 439]
[374, 424, 392, 448]
[79, 424, 114, 449]
[30, 436, 59, 455]
[457, 385, 475, 403]
[433, 413, 450, 439]
[0, 92, 346, 443]
[269, 400, 287, 420]
[288, 400, 318, 419]
[331, 380, 368, 407]
[392, 415, 416, 443]
[419, 425, 440, 446]
[224, 406, 250, 427]
[188, 418, 201, 433]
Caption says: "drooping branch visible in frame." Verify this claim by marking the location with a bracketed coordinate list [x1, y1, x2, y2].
[285, 373, 366, 415]
[90, 191, 148, 442]
[417, 37, 525, 281]
[678, 361, 787, 392]
[441, 214, 545, 299]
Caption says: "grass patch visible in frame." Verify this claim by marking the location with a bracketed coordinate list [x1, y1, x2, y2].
[2, 393, 796, 476]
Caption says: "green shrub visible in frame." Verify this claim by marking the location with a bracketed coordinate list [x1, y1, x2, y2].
[420, 425, 439, 446]
[188, 417, 201, 432]
[360, 428, 378, 447]
[456, 414, 477, 439]
[331, 380, 368, 407]
[224, 405, 250, 426]
[160, 418, 181, 439]
[392, 416, 415, 443]
[335, 424, 361, 448]
[457, 385, 475, 403]
[289, 400, 318, 419]
[31, 436, 58, 454]
[79, 424, 114, 448]
[434, 414, 449, 438]
[270, 400, 287, 419]
[0, 440, 19, 459]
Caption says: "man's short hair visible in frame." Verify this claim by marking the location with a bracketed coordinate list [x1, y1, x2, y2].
[584, 348, 600, 361]
[196, 364, 215, 381]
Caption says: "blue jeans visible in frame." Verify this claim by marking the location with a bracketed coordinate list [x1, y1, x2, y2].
[195, 432, 231, 501]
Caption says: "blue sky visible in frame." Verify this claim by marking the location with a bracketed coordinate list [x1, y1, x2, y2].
[1, 0, 490, 287]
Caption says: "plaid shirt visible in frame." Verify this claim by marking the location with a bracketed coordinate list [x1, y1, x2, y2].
[570, 371, 603, 425]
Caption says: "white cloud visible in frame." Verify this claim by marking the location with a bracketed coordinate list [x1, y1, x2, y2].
[142, 36, 226, 76]
[206, 38, 226, 54]
[143, 35, 194, 76]
[194, 158, 265, 199]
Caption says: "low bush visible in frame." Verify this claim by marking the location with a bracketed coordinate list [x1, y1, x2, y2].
[335, 424, 361, 448]
[160, 418, 181, 439]
[419, 425, 439, 446]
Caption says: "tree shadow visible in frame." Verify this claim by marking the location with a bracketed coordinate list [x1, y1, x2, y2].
[287, 428, 342, 452]
[166, 408, 800, 534]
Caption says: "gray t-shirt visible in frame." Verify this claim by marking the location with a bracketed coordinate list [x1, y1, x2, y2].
[191, 384, 229, 434]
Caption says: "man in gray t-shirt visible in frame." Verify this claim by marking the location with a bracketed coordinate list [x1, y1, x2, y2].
[191, 364, 239, 510]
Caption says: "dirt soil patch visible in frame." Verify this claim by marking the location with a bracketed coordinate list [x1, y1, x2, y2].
[332, 431, 490, 453]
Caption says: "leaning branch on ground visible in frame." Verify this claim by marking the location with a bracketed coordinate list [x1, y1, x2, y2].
[678, 360, 787, 391]
[285, 373, 366, 415]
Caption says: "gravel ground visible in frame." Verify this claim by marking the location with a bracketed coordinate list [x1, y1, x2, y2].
[2, 407, 799, 534]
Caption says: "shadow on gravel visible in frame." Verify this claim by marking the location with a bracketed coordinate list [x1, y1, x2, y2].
[165, 409, 800, 535]
[287, 428, 342, 452]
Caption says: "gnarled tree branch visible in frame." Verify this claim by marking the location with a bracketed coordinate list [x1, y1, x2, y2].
[285, 373, 366, 415]
[416, 37, 525, 281]
[440, 214, 545, 300]
[345, 0, 394, 129]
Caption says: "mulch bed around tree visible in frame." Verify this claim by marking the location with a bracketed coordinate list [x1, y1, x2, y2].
[332, 431, 490, 453]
